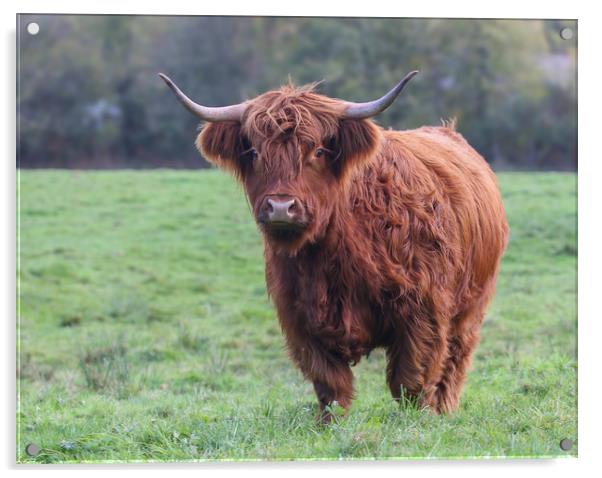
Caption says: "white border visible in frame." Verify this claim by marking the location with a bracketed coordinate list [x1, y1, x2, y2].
[3, 1, 600, 477]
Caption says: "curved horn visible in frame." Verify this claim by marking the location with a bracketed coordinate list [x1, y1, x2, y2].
[158, 73, 247, 122]
[342, 70, 419, 119]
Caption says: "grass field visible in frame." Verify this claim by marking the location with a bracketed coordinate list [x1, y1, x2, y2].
[17, 170, 577, 462]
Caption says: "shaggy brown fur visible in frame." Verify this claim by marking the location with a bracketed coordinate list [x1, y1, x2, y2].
[197, 83, 509, 422]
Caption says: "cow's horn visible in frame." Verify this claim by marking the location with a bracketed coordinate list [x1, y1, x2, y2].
[342, 70, 419, 119]
[158, 73, 247, 122]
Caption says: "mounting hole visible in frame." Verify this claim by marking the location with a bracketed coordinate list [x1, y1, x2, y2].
[560, 27, 573, 40]
[26, 22, 40, 35]
[25, 443, 40, 456]
[559, 438, 573, 451]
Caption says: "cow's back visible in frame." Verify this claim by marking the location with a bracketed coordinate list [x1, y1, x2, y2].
[347, 125, 509, 315]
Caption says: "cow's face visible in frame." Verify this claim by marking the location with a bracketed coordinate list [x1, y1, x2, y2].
[197, 87, 381, 254]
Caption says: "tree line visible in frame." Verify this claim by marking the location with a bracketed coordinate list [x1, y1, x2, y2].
[17, 15, 577, 170]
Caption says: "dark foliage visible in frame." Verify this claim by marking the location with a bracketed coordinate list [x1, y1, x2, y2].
[17, 16, 576, 170]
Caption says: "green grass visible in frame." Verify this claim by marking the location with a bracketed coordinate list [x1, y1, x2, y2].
[16, 170, 577, 462]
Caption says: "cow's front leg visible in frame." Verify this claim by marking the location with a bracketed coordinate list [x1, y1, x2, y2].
[311, 359, 354, 423]
[292, 344, 354, 423]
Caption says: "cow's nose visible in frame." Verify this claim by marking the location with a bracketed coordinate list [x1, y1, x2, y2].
[267, 198, 296, 223]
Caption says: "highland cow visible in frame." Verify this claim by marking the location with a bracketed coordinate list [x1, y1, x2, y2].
[160, 71, 509, 422]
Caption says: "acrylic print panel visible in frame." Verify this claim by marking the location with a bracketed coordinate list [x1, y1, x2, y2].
[16, 14, 577, 463]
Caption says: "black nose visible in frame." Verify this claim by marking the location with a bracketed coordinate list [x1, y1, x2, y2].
[267, 198, 296, 223]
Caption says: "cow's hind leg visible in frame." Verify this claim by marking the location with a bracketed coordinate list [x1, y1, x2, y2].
[386, 308, 450, 412]
[430, 326, 480, 413]
[433, 285, 494, 413]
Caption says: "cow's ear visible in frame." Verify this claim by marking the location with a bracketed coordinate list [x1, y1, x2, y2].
[196, 121, 248, 178]
[331, 119, 381, 182]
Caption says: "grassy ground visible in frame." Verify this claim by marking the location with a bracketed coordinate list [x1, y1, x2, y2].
[17, 170, 577, 462]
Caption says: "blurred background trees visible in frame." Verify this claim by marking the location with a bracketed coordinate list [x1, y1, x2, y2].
[17, 15, 577, 170]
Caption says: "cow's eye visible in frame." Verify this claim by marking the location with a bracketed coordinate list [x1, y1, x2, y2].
[315, 148, 325, 158]
[250, 148, 259, 160]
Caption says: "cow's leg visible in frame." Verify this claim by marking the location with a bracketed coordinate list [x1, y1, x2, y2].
[290, 343, 354, 423]
[386, 308, 450, 413]
[433, 286, 494, 413]
[312, 371, 353, 423]
[311, 356, 354, 423]
[430, 325, 481, 413]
